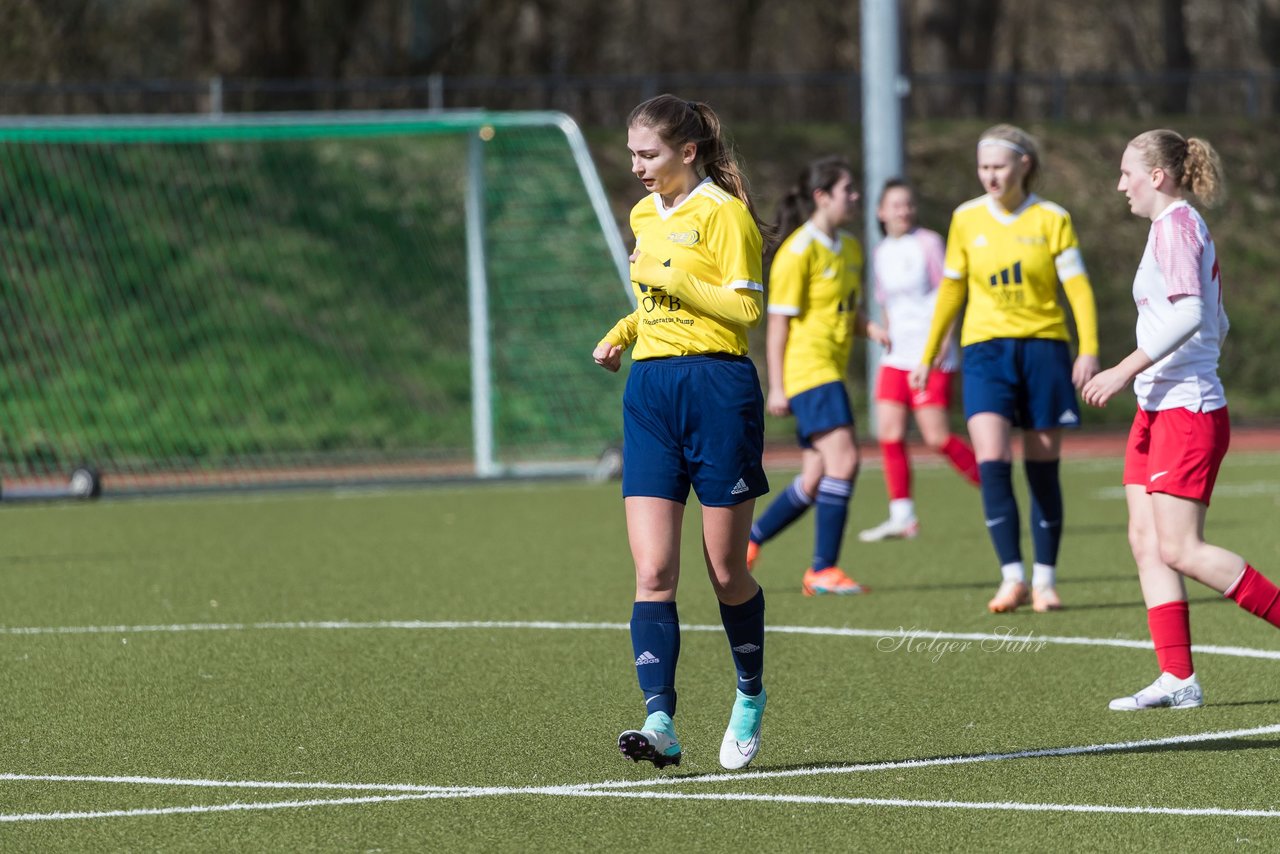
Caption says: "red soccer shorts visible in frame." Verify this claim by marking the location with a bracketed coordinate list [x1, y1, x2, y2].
[875, 365, 955, 410]
[1123, 405, 1230, 505]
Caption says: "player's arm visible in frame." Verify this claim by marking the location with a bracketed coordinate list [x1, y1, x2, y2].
[1085, 215, 1207, 406]
[1052, 213, 1100, 386]
[1082, 295, 1204, 407]
[916, 215, 967, 369]
[854, 308, 889, 347]
[632, 251, 764, 326]
[594, 310, 639, 372]
[918, 277, 966, 367]
[764, 312, 791, 416]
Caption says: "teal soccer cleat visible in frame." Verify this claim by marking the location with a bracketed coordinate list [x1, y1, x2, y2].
[719, 688, 766, 770]
[619, 711, 683, 769]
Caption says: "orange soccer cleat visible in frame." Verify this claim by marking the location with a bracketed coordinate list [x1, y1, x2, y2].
[802, 566, 867, 597]
[987, 580, 1030, 613]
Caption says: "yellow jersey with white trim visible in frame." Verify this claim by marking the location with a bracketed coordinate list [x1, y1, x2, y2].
[942, 194, 1088, 345]
[625, 178, 764, 359]
[768, 222, 863, 397]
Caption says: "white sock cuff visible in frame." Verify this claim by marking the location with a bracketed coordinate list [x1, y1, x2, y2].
[817, 475, 852, 498]
[1032, 562, 1056, 589]
[889, 498, 916, 521]
[1222, 563, 1249, 598]
[788, 475, 815, 505]
[1000, 562, 1026, 584]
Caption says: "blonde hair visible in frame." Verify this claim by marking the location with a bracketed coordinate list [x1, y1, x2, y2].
[628, 94, 770, 235]
[978, 124, 1041, 192]
[1129, 129, 1225, 208]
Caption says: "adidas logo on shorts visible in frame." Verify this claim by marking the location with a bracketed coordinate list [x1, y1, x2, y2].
[731, 478, 749, 495]
[635, 651, 660, 666]
[1058, 409, 1079, 425]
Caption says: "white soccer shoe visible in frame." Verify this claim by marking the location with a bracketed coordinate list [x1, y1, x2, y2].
[1108, 672, 1204, 711]
[719, 688, 766, 770]
[857, 517, 920, 543]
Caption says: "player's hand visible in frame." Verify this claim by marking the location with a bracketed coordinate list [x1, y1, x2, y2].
[766, 387, 790, 417]
[630, 250, 672, 291]
[1072, 354, 1100, 389]
[908, 364, 931, 392]
[866, 321, 891, 349]
[1081, 366, 1129, 408]
[593, 342, 623, 373]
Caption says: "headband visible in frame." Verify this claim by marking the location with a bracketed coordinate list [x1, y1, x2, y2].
[978, 138, 1029, 157]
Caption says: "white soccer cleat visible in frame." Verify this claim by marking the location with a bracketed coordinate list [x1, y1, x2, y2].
[1108, 672, 1204, 711]
[719, 688, 766, 770]
[857, 517, 920, 542]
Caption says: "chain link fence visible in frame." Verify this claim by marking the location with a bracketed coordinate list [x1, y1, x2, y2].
[3, 69, 1279, 122]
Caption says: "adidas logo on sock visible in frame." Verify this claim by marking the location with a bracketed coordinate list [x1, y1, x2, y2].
[731, 642, 761, 654]
[731, 478, 749, 495]
[635, 651, 660, 666]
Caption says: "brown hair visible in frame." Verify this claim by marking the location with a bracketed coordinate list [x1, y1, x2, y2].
[876, 177, 914, 236]
[978, 124, 1041, 192]
[628, 94, 770, 235]
[1129, 129, 1226, 208]
[773, 156, 856, 246]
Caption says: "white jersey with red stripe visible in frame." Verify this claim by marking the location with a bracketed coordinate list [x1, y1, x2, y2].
[874, 227, 958, 371]
[1132, 200, 1228, 412]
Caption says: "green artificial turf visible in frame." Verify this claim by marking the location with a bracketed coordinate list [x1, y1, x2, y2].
[2, 450, 1278, 851]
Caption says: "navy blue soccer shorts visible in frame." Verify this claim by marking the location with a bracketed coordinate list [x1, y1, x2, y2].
[961, 337, 1081, 430]
[621, 354, 770, 506]
[788, 380, 855, 449]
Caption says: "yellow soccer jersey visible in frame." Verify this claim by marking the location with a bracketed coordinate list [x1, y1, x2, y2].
[768, 223, 863, 397]
[942, 194, 1089, 346]
[606, 178, 764, 360]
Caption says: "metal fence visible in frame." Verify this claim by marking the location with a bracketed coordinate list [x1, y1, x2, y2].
[3, 69, 1278, 123]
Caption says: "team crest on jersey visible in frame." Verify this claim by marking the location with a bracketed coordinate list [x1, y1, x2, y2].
[974, 234, 988, 247]
[667, 229, 701, 246]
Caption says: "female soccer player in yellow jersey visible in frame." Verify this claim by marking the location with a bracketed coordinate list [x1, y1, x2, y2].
[592, 95, 769, 771]
[745, 157, 888, 596]
[910, 125, 1100, 614]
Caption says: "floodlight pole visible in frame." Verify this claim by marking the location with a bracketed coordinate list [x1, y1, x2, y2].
[860, 0, 906, 428]
[466, 128, 499, 478]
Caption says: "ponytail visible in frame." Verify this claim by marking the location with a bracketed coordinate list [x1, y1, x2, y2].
[1130, 129, 1226, 208]
[772, 156, 856, 249]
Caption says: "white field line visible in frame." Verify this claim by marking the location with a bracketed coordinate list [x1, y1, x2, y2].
[5, 789, 1280, 824]
[5, 724, 1280, 823]
[2, 619, 1278, 662]
[0, 792, 479, 823]
[547, 790, 1280, 818]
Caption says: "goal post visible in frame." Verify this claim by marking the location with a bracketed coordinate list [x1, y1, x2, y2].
[0, 110, 633, 493]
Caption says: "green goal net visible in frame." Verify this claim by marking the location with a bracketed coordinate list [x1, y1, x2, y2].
[0, 111, 632, 494]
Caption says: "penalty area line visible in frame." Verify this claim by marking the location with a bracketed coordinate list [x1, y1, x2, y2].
[550, 789, 1280, 818]
[5, 723, 1279, 823]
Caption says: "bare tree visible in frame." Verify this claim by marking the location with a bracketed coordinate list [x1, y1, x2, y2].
[1161, 0, 1193, 114]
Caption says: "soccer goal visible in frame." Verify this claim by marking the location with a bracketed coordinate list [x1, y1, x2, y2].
[0, 111, 633, 494]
